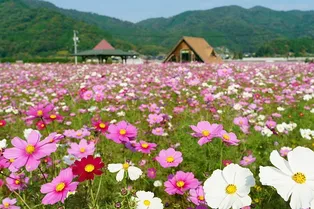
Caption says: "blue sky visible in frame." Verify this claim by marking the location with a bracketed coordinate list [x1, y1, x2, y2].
[46, 0, 314, 22]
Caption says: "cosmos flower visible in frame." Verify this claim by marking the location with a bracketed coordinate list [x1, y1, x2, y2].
[147, 114, 163, 125]
[164, 171, 200, 195]
[190, 121, 223, 146]
[3, 131, 57, 171]
[240, 155, 256, 166]
[72, 155, 104, 182]
[156, 148, 183, 168]
[219, 130, 240, 146]
[259, 147, 314, 209]
[135, 141, 157, 154]
[147, 168, 157, 179]
[67, 139, 95, 159]
[152, 127, 164, 136]
[108, 161, 142, 182]
[188, 186, 206, 206]
[0, 120, 6, 127]
[40, 168, 79, 205]
[25, 103, 54, 123]
[279, 147, 292, 157]
[0, 198, 20, 209]
[82, 90, 93, 100]
[6, 173, 29, 191]
[133, 191, 163, 209]
[203, 164, 255, 209]
[64, 129, 91, 139]
[92, 120, 109, 134]
[106, 121, 137, 144]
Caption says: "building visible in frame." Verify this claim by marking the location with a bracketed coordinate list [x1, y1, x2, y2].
[163, 36, 222, 64]
[74, 39, 137, 64]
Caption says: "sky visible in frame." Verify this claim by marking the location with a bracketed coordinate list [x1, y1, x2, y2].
[46, 0, 314, 22]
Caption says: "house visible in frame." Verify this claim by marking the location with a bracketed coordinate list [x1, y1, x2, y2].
[74, 39, 137, 64]
[163, 36, 222, 64]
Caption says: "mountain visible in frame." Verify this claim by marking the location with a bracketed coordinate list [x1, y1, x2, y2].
[1, 0, 314, 58]
[0, 0, 135, 58]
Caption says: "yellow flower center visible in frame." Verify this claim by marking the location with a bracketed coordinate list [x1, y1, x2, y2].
[50, 114, 57, 119]
[198, 196, 204, 201]
[223, 134, 230, 140]
[84, 164, 95, 173]
[123, 163, 129, 170]
[55, 182, 65, 192]
[119, 129, 127, 135]
[76, 131, 82, 136]
[226, 184, 237, 194]
[9, 158, 15, 163]
[25, 144, 35, 154]
[141, 143, 149, 149]
[79, 148, 85, 153]
[99, 123, 106, 129]
[15, 180, 20, 185]
[143, 200, 151, 206]
[202, 130, 210, 137]
[176, 180, 185, 188]
[166, 156, 174, 163]
[4, 203, 9, 208]
[37, 110, 43, 116]
[0, 122, 3, 126]
[292, 172, 306, 184]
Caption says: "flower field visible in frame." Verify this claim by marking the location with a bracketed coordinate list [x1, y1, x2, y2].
[0, 62, 314, 209]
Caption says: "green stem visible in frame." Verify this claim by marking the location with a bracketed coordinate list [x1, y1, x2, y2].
[94, 175, 103, 207]
[220, 140, 224, 169]
[12, 190, 31, 209]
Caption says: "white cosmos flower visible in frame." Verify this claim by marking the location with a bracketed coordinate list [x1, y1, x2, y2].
[108, 162, 142, 182]
[133, 191, 163, 209]
[259, 147, 314, 209]
[63, 155, 78, 165]
[24, 128, 41, 138]
[0, 139, 7, 149]
[153, 180, 162, 187]
[203, 163, 255, 209]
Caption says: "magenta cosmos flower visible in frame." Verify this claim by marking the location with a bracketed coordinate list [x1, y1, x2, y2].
[3, 131, 57, 171]
[6, 173, 29, 191]
[135, 141, 157, 154]
[164, 171, 200, 195]
[25, 103, 54, 123]
[156, 148, 183, 168]
[219, 130, 240, 146]
[106, 121, 137, 144]
[190, 121, 223, 146]
[0, 198, 20, 209]
[188, 186, 206, 206]
[67, 139, 95, 159]
[40, 168, 78, 205]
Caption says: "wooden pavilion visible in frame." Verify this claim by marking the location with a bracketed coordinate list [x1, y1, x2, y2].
[163, 36, 222, 64]
[74, 39, 137, 64]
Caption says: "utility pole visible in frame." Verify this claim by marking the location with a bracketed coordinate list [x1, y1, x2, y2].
[73, 30, 79, 65]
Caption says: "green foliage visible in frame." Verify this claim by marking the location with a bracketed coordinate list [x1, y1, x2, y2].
[256, 38, 314, 57]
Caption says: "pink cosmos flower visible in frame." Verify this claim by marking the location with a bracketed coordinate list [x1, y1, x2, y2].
[25, 103, 54, 123]
[156, 148, 183, 168]
[135, 141, 157, 154]
[190, 121, 223, 146]
[6, 173, 29, 191]
[152, 127, 164, 136]
[67, 139, 95, 159]
[240, 155, 256, 166]
[0, 198, 20, 209]
[64, 129, 90, 139]
[233, 117, 250, 134]
[94, 92, 104, 102]
[188, 186, 206, 206]
[164, 171, 200, 195]
[266, 120, 277, 130]
[219, 130, 240, 146]
[0, 157, 9, 170]
[43, 113, 63, 124]
[106, 121, 137, 144]
[40, 168, 78, 205]
[92, 85, 105, 93]
[3, 131, 57, 171]
[147, 114, 163, 125]
[217, 68, 233, 77]
[279, 147, 292, 157]
[82, 90, 93, 101]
